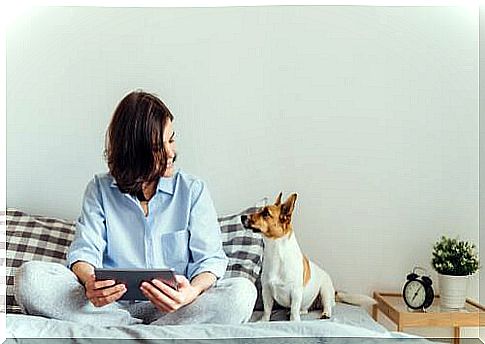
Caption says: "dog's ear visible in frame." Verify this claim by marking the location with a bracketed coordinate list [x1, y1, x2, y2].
[275, 192, 283, 206]
[280, 193, 297, 223]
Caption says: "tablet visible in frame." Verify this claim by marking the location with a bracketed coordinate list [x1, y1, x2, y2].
[94, 268, 178, 301]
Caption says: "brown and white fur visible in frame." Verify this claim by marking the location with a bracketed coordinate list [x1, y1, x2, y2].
[241, 192, 376, 321]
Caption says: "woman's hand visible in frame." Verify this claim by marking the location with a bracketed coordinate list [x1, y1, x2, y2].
[84, 274, 127, 307]
[140, 275, 201, 313]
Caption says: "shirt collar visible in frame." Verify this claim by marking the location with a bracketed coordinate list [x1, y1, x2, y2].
[109, 169, 178, 195]
[156, 172, 177, 195]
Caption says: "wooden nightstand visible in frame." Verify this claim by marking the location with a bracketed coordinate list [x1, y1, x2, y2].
[373, 292, 485, 344]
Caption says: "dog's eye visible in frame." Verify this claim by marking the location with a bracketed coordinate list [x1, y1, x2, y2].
[262, 209, 271, 218]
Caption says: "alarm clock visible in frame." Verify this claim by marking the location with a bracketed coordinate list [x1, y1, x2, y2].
[402, 267, 434, 311]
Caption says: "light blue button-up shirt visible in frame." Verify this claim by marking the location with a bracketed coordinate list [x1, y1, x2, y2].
[66, 169, 228, 280]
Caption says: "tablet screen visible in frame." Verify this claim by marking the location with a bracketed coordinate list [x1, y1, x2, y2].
[95, 268, 178, 301]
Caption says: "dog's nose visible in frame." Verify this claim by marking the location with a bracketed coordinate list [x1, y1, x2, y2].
[240, 215, 248, 227]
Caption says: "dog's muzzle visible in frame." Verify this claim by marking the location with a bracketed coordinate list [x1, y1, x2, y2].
[241, 215, 261, 233]
[241, 215, 250, 228]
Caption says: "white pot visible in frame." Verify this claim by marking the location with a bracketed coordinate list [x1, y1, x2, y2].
[438, 274, 469, 309]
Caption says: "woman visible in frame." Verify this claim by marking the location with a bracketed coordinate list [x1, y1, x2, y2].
[14, 91, 257, 326]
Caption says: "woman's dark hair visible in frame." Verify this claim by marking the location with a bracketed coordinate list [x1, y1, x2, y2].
[104, 90, 174, 196]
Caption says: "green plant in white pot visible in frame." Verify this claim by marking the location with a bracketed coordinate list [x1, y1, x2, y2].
[431, 236, 480, 309]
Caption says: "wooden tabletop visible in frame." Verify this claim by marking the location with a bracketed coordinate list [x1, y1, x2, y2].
[373, 292, 485, 328]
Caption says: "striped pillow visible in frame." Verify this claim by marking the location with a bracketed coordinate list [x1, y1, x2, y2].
[219, 207, 263, 283]
[5, 209, 76, 314]
[4, 205, 266, 313]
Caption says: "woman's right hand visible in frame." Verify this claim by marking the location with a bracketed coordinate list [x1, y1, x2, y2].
[84, 274, 127, 307]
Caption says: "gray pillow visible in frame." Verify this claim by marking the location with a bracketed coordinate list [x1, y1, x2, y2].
[218, 206, 263, 282]
[4, 206, 266, 313]
[5, 209, 76, 313]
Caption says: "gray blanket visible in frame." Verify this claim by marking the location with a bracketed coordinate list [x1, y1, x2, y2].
[6, 304, 431, 343]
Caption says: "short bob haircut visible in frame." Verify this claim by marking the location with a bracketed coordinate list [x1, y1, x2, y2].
[104, 90, 174, 197]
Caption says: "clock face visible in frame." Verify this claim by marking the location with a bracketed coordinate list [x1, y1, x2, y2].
[404, 280, 426, 308]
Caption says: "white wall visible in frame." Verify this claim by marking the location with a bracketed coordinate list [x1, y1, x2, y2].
[7, 5, 479, 338]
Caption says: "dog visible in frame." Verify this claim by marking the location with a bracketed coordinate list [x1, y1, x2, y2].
[241, 192, 376, 321]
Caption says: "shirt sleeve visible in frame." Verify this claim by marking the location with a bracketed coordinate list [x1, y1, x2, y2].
[186, 180, 228, 281]
[66, 176, 107, 269]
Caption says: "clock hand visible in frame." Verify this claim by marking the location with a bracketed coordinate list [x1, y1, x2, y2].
[412, 290, 420, 301]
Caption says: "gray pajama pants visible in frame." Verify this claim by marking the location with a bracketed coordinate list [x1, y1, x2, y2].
[14, 261, 257, 327]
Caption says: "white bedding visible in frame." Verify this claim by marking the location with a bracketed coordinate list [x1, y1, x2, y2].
[6, 304, 429, 342]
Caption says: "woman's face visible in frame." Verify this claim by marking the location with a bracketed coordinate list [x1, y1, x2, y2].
[160, 119, 176, 177]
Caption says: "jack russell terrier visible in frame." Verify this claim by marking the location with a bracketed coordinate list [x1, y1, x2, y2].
[241, 192, 376, 321]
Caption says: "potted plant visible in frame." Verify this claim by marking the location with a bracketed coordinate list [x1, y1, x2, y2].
[431, 236, 480, 308]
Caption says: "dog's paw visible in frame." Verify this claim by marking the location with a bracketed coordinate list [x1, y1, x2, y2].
[300, 310, 309, 315]
[320, 312, 331, 320]
[259, 313, 271, 322]
[290, 314, 301, 321]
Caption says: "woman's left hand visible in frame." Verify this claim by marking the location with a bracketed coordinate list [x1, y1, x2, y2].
[140, 275, 201, 313]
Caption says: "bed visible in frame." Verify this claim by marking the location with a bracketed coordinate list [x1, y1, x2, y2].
[4, 207, 432, 343]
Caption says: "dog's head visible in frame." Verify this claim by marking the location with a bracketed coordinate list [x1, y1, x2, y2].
[241, 192, 297, 239]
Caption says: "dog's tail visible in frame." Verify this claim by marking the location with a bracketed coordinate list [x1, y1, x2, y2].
[335, 291, 377, 306]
